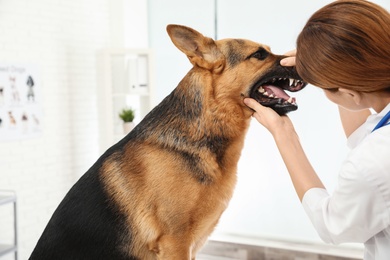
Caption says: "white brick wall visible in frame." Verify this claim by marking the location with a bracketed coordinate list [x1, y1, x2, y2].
[0, 0, 111, 259]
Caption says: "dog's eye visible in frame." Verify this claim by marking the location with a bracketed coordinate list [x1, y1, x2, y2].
[249, 47, 269, 60]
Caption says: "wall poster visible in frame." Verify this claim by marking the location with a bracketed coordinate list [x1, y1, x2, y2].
[0, 63, 43, 141]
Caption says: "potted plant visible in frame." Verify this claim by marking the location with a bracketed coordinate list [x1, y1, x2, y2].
[119, 108, 135, 134]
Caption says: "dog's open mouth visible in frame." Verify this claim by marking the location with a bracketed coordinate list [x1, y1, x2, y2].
[250, 75, 307, 115]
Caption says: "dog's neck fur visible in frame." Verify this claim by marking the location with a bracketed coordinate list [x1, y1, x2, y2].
[127, 68, 250, 180]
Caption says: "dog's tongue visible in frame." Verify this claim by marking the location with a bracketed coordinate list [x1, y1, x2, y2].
[263, 85, 291, 100]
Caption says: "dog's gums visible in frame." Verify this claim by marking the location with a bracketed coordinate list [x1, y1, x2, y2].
[250, 75, 307, 115]
[259, 77, 305, 104]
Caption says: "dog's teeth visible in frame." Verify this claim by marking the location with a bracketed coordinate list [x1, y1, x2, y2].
[269, 94, 274, 98]
[258, 87, 265, 93]
[272, 78, 276, 83]
[293, 79, 297, 86]
[289, 78, 294, 86]
[288, 97, 293, 103]
[263, 92, 269, 96]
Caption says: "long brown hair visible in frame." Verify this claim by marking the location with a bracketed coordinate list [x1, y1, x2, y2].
[296, 0, 390, 92]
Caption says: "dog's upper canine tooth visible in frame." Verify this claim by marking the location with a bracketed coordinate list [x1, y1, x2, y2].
[289, 78, 294, 86]
[289, 78, 298, 87]
[258, 87, 265, 93]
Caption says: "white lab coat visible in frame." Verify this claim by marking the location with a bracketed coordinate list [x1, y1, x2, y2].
[302, 103, 390, 260]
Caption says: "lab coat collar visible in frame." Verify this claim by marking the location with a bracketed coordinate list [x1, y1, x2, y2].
[347, 103, 390, 149]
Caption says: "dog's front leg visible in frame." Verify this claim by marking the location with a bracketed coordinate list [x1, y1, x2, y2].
[153, 235, 192, 260]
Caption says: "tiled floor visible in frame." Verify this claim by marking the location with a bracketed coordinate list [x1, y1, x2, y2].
[197, 240, 363, 260]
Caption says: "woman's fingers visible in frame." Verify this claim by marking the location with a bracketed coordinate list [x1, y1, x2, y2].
[243, 97, 263, 112]
[280, 56, 296, 66]
[280, 49, 297, 66]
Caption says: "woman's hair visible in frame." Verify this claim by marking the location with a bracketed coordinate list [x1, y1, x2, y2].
[296, 0, 390, 92]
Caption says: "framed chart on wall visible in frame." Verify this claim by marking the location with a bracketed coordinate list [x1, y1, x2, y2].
[0, 63, 43, 141]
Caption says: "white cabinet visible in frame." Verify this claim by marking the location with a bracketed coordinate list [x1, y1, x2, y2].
[97, 49, 155, 153]
[0, 191, 17, 260]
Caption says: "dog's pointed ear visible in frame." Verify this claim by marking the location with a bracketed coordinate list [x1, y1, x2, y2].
[167, 24, 225, 73]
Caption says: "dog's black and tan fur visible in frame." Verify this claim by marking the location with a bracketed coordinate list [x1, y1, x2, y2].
[29, 25, 306, 260]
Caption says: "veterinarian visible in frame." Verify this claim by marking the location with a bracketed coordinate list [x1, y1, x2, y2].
[244, 1, 390, 259]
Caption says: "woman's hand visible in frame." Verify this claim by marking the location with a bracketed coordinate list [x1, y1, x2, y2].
[280, 49, 296, 66]
[243, 98, 295, 137]
[243, 97, 324, 201]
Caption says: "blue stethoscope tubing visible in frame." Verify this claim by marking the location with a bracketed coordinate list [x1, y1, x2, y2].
[372, 109, 390, 132]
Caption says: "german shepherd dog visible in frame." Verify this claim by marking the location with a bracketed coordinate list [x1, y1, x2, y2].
[29, 25, 306, 260]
